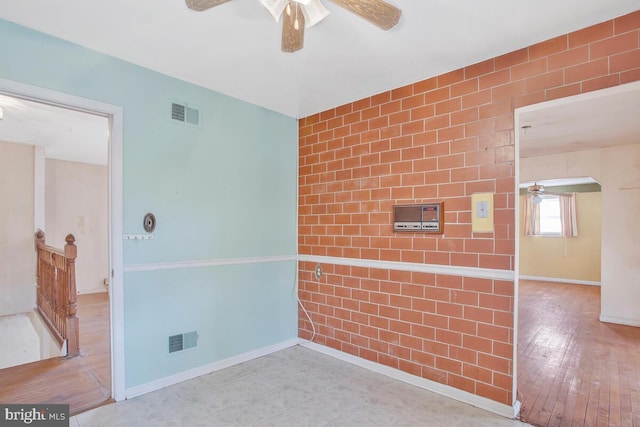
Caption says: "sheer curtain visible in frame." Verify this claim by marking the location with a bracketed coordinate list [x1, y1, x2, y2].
[523, 192, 577, 237]
[559, 192, 578, 237]
[523, 195, 539, 236]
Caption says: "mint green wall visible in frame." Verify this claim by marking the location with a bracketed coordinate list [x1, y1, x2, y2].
[124, 262, 297, 387]
[0, 19, 298, 388]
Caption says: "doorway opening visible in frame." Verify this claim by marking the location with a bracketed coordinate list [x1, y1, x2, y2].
[0, 78, 124, 412]
[514, 81, 640, 426]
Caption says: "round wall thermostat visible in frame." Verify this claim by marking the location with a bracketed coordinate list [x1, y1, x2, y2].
[143, 213, 156, 233]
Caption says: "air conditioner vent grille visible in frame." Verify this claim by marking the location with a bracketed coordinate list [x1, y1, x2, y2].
[168, 334, 183, 353]
[168, 331, 198, 353]
[171, 103, 185, 122]
[171, 102, 200, 126]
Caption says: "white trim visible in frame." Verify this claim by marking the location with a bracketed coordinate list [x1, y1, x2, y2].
[599, 315, 640, 327]
[515, 80, 640, 115]
[513, 399, 522, 419]
[123, 255, 297, 273]
[78, 288, 110, 295]
[125, 338, 300, 399]
[519, 275, 600, 287]
[109, 108, 125, 402]
[512, 81, 640, 416]
[300, 341, 517, 419]
[298, 255, 514, 281]
[0, 77, 126, 402]
[34, 146, 46, 232]
[513, 110, 521, 412]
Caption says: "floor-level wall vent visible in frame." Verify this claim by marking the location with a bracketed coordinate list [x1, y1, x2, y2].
[168, 331, 198, 353]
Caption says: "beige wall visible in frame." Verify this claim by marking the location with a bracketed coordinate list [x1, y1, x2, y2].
[520, 142, 640, 326]
[600, 144, 640, 326]
[519, 192, 601, 283]
[0, 141, 36, 316]
[45, 159, 108, 294]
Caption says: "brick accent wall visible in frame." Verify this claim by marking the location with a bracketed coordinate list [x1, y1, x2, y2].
[298, 11, 640, 406]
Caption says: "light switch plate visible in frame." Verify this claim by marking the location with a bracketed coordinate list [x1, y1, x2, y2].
[471, 193, 494, 232]
[477, 201, 489, 218]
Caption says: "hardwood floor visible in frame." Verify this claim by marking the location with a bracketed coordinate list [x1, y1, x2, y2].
[0, 292, 112, 415]
[518, 280, 640, 427]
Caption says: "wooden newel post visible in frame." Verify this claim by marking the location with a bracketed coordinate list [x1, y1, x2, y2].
[64, 234, 80, 357]
[35, 229, 45, 247]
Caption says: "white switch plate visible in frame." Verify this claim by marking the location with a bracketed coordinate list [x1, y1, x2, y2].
[471, 192, 494, 233]
[477, 201, 489, 218]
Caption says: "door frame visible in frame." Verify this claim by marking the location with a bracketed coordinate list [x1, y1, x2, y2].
[0, 77, 125, 401]
[512, 79, 640, 413]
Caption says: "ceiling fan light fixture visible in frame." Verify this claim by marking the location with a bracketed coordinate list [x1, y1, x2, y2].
[261, 0, 329, 27]
[300, 0, 330, 27]
[259, 0, 289, 21]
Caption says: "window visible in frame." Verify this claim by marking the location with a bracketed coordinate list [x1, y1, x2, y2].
[523, 192, 578, 238]
[538, 196, 561, 235]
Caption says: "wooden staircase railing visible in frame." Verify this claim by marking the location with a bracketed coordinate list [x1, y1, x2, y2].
[35, 230, 80, 357]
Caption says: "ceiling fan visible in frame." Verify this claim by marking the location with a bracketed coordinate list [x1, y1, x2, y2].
[526, 183, 569, 204]
[185, 0, 402, 53]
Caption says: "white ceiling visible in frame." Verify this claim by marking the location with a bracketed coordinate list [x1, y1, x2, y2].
[0, 0, 638, 118]
[519, 82, 640, 158]
[0, 1, 638, 165]
[0, 94, 109, 165]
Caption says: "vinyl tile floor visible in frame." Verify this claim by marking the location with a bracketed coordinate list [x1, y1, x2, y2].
[71, 345, 530, 426]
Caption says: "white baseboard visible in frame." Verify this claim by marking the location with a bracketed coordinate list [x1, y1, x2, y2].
[599, 315, 640, 327]
[513, 399, 522, 419]
[125, 338, 300, 399]
[300, 341, 517, 419]
[78, 289, 108, 295]
[519, 275, 600, 286]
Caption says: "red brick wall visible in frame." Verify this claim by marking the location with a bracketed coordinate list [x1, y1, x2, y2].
[298, 11, 640, 406]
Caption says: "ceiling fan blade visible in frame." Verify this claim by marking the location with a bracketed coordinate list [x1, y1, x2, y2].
[281, 1, 305, 53]
[330, 0, 401, 30]
[185, 0, 231, 12]
[527, 183, 571, 197]
[527, 183, 545, 194]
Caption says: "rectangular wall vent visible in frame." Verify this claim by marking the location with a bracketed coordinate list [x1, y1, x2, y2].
[168, 331, 198, 353]
[185, 107, 199, 125]
[171, 103, 185, 122]
[168, 334, 183, 353]
[171, 103, 200, 126]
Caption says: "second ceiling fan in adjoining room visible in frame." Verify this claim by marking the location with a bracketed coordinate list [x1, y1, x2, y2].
[185, 0, 401, 52]
[526, 183, 570, 204]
